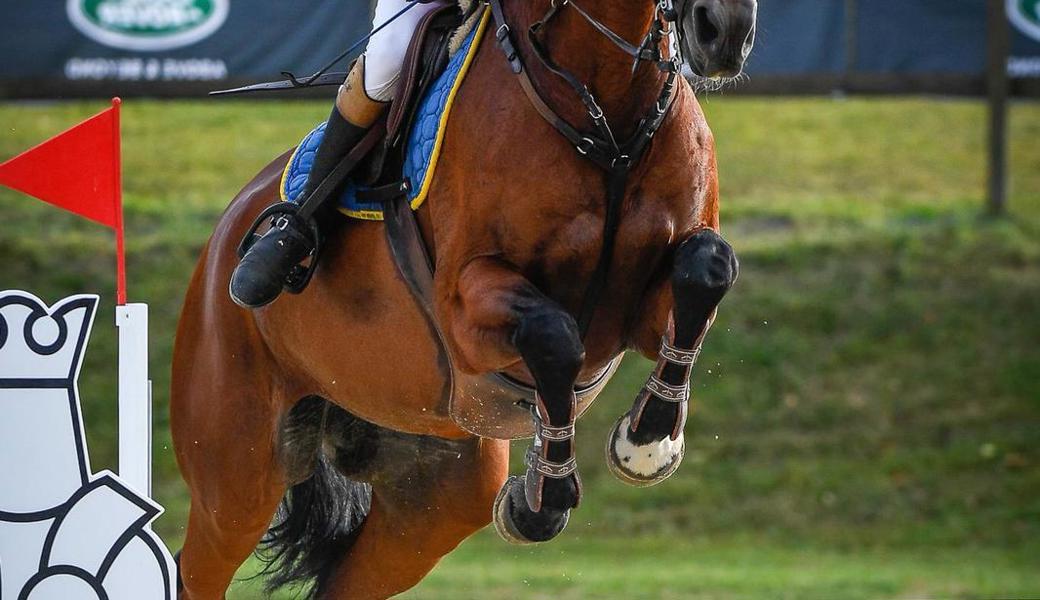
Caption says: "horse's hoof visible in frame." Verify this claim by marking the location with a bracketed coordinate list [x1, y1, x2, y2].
[605, 414, 685, 487]
[493, 476, 569, 545]
[492, 477, 534, 545]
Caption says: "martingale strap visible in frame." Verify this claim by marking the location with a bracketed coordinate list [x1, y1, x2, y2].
[487, 0, 680, 338]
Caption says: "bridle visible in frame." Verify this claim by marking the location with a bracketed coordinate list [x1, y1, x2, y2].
[532, 0, 679, 75]
[486, 0, 686, 338]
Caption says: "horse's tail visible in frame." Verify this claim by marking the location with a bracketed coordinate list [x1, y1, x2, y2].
[257, 445, 372, 598]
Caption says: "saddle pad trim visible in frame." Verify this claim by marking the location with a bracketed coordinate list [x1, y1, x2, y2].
[391, 8, 490, 219]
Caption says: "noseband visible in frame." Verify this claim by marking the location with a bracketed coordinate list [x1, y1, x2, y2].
[487, 0, 682, 337]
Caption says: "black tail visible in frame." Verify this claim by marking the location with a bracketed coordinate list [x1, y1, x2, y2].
[256, 452, 372, 599]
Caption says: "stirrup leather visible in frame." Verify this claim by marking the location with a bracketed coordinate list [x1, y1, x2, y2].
[238, 202, 324, 295]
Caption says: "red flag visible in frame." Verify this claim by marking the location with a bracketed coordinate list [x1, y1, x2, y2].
[0, 99, 127, 304]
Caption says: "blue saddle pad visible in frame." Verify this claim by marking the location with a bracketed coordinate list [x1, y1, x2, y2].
[280, 10, 490, 221]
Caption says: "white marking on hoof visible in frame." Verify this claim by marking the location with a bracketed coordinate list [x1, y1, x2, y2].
[606, 414, 684, 487]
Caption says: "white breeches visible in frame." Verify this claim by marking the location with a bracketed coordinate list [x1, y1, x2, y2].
[364, 0, 446, 101]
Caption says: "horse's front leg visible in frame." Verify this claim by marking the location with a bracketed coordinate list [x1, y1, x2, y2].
[608, 228, 739, 486]
[444, 257, 584, 544]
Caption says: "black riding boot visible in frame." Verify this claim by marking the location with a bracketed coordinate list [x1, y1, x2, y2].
[229, 109, 370, 308]
[231, 55, 386, 308]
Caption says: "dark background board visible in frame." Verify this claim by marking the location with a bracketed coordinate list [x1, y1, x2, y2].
[746, 0, 847, 74]
[0, 0, 371, 98]
[1, 1, 370, 77]
[0, 0, 1039, 98]
[854, 0, 987, 74]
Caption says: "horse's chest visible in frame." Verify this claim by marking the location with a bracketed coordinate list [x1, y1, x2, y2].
[500, 197, 678, 300]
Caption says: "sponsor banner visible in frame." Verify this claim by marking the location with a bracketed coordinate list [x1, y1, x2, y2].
[0, 0, 371, 89]
[753, 0, 1040, 78]
[855, 0, 987, 74]
[1009, 0, 1040, 77]
[67, 0, 231, 52]
[0, 0, 1038, 97]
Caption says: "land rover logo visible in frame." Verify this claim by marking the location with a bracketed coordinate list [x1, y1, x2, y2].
[1009, 0, 1040, 42]
[67, 0, 229, 51]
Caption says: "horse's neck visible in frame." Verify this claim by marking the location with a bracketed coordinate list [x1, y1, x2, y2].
[513, 0, 667, 139]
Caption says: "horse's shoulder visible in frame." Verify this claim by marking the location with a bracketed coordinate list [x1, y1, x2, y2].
[671, 83, 716, 151]
[639, 85, 720, 226]
[646, 87, 716, 187]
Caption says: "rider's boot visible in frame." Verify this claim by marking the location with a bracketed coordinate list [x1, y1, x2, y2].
[229, 58, 387, 308]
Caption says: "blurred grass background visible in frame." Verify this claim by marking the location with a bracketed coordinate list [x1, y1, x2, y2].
[1, 97, 1038, 599]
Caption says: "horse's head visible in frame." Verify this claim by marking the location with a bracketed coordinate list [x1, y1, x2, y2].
[674, 0, 757, 80]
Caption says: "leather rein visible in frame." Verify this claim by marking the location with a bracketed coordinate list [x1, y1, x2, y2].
[486, 0, 682, 338]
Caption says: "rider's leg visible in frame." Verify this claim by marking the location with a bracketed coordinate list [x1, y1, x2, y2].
[229, 0, 444, 308]
[228, 60, 385, 308]
[364, 0, 449, 101]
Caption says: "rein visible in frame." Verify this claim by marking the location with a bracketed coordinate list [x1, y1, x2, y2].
[487, 0, 681, 338]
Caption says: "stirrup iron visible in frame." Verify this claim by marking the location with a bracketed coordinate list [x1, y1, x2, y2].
[238, 202, 324, 294]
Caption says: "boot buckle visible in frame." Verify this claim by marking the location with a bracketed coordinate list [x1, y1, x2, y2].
[274, 215, 292, 231]
[237, 202, 324, 296]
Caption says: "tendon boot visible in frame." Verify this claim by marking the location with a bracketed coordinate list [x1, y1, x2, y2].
[230, 59, 387, 308]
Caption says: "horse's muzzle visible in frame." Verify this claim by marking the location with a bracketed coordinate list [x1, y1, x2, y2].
[680, 0, 757, 79]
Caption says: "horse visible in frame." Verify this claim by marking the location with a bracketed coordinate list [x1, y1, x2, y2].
[170, 0, 756, 598]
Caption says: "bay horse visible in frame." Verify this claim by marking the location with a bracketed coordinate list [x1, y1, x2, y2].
[171, 0, 756, 598]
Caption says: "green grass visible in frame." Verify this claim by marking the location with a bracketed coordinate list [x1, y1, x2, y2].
[230, 532, 1040, 600]
[2, 97, 1039, 599]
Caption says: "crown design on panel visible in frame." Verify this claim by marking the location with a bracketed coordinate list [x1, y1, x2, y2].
[0, 291, 99, 382]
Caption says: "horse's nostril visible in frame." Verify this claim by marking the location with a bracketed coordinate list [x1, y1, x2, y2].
[694, 5, 719, 47]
